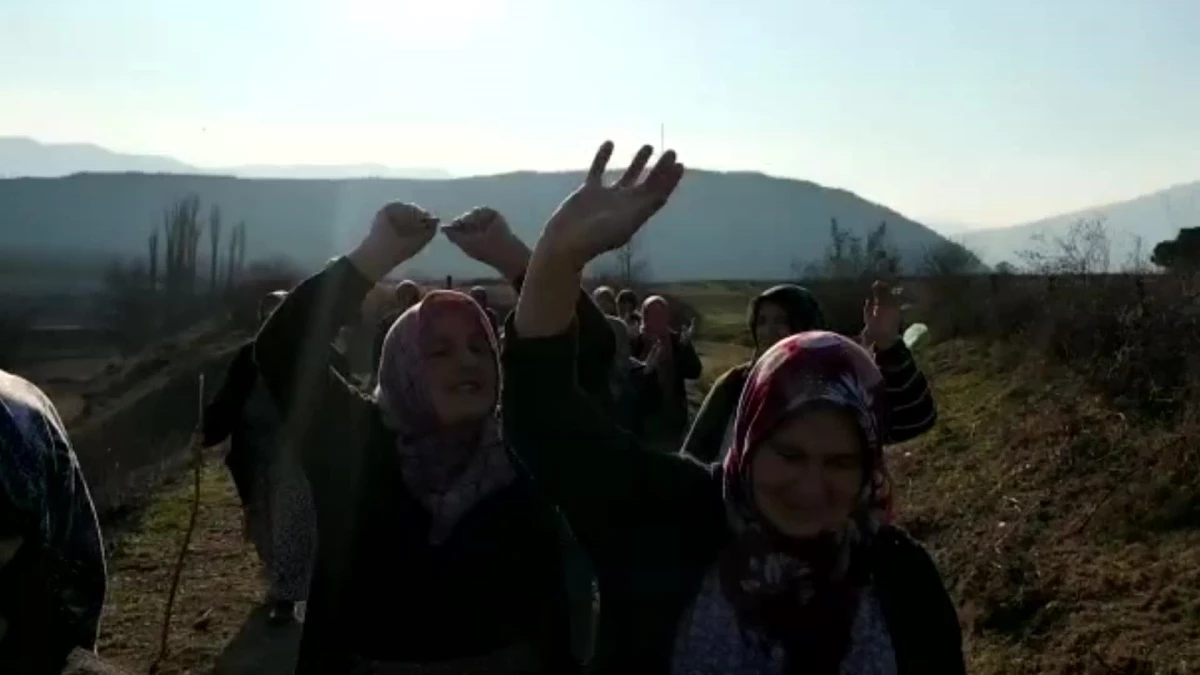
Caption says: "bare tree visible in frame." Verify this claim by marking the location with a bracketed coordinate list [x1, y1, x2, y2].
[614, 234, 648, 285]
[921, 240, 984, 277]
[800, 219, 903, 279]
[208, 205, 222, 297]
[1018, 217, 1111, 275]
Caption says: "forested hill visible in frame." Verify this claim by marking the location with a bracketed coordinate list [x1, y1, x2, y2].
[0, 170, 952, 281]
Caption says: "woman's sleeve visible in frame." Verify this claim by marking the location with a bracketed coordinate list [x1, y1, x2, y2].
[201, 343, 256, 448]
[676, 337, 703, 381]
[502, 315, 714, 555]
[253, 258, 375, 471]
[680, 366, 743, 464]
[874, 341, 937, 444]
[509, 274, 615, 407]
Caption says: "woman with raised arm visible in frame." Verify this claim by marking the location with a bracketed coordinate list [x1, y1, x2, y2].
[253, 205, 595, 674]
[203, 290, 326, 625]
[681, 281, 937, 465]
[504, 141, 964, 674]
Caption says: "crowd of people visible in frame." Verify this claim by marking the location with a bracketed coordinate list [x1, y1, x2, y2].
[0, 140, 961, 674]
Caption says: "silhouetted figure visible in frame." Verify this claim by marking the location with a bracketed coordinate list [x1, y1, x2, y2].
[203, 291, 316, 626]
[0, 370, 106, 675]
[469, 285, 501, 337]
[630, 295, 702, 451]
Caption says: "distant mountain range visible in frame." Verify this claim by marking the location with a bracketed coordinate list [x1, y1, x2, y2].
[960, 181, 1200, 268]
[0, 158, 955, 286]
[0, 137, 453, 180]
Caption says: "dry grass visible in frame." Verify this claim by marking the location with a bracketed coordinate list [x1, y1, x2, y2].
[891, 340, 1200, 674]
[99, 448, 264, 675]
[87, 273, 1200, 674]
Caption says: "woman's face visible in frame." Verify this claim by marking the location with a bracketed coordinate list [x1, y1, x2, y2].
[750, 407, 864, 538]
[421, 308, 497, 426]
[754, 301, 793, 351]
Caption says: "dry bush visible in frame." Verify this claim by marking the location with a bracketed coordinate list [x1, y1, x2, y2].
[923, 273, 1200, 420]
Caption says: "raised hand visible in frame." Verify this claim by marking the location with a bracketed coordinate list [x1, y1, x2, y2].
[541, 141, 685, 270]
[863, 280, 903, 350]
[442, 207, 531, 281]
[680, 318, 696, 344]
[349, 202, 439, 281]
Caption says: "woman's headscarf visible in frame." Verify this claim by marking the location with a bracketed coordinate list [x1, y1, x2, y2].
[718, 331, 892, 673]
[374, 291, 515, 545]
[748, 285, 826, 354]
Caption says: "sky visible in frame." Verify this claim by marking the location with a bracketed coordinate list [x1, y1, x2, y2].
[1, 0, 1199, 229]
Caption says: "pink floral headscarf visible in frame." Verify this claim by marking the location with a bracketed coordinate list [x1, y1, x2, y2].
[374, 291, 515, 544]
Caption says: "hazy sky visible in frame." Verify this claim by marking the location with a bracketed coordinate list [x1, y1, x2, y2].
[2, 0, 1198, 228]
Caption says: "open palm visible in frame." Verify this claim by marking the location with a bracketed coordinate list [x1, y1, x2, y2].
[543, 141, 685, 268]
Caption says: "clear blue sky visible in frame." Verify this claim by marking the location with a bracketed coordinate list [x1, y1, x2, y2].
[2, 0, 1198, 227]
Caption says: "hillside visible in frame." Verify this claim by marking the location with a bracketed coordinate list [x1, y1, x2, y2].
[962, 181, 1200, 267]
[0, 170, 952, 283]
[0, 137, 451, 180]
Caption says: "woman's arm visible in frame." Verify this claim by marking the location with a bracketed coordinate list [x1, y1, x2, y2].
[874, 341, 937, 443]
[507, 142, 715, 551]
[202, 342, 257, 448]
[445, 206, 616, 407]
[503, 314, 713, 551]
[679, 365, 746, 464]
[254, 203, 439, 470]
[252, 259, 375, 467]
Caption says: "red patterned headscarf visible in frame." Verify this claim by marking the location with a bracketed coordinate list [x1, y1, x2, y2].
[374, 290, 515, 545]
[718, 331, 894, 674]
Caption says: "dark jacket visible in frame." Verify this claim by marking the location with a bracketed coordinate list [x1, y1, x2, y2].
[682, 339, 937, 464]
[203, 341, 354, 506]
[253, 258, 606, 674]
[502, 319, 965, 675]
[629, 331, 702, 442]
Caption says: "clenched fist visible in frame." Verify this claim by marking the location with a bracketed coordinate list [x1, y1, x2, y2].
[349, 202, 438, 281]
[443, 207, 531, 280]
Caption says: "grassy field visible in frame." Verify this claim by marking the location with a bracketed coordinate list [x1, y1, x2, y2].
[86, 277, 1199, 674]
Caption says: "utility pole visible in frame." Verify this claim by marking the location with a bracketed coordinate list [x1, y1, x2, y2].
[660, 123, 665, 149]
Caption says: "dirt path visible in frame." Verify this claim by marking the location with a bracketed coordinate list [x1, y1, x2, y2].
[98, 448, 298, 675]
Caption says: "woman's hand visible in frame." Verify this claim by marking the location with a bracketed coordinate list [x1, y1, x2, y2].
[863, 280, 902, 350]
[348, 202, 439, 281]
[443, 207, 532, 281]
[515, 142, 684, 339]
[539, 141, 685, 270]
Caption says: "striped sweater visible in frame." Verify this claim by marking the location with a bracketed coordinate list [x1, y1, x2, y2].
[681, 340, 937, 464]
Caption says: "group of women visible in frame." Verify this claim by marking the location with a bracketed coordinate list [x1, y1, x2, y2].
[205, 140, 963, 674]
[0, 139, 964, 675]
